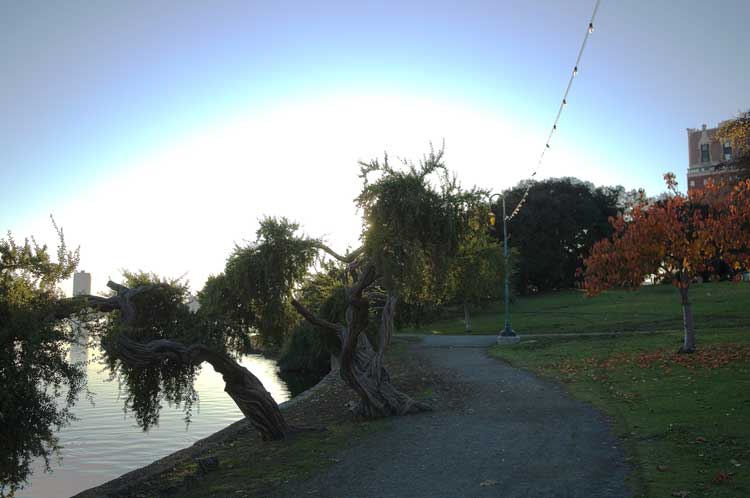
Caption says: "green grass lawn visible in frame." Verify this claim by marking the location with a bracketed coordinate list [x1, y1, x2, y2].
[490, 328, 750, 498]
[398, 281, 750, 335]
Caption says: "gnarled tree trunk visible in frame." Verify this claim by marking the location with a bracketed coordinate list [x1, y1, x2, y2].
[292, 266, 430, 418]
[85, 281, 288, 440]
[112, 335, 288, 440]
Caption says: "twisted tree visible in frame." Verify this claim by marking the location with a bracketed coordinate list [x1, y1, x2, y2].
[1, 147, 490, 494]
[211, 147, 488, 417]
[83, 278, 288, 440]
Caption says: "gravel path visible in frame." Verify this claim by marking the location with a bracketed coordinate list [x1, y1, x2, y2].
[274, 335, 632, 498]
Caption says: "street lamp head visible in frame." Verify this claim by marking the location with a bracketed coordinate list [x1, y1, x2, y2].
[489, 211, 496, 227]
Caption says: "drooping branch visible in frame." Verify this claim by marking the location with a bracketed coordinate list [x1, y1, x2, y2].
[111, 334, 288, 440]
[313, 243, 364, 263]
[290, 298, 343, 334]
[71, 281, 289, 440]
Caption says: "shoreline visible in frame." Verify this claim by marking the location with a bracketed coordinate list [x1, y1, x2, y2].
[71, 366, 342, 498]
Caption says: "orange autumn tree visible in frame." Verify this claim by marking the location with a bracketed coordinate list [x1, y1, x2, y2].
[583, 174, 750, 353]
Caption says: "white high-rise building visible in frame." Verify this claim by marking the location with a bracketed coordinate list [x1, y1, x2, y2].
[73, 271, 91, 296]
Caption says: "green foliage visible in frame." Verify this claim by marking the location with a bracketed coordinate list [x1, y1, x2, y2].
[0, 224, 83, 497]
[98, 271, 200, 431]
[278, 261, 346, 373]
[497, 177, 623, 293]
[357, 146, 488, 305]
[447, 203, 507, 307]
[277, 322, 332, 374]
[107, 354, 199, 431]
[214, 217, 319, 348]
[114, 270, 192, 341]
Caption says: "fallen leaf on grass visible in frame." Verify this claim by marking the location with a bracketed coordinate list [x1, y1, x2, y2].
[479, 480, 498, 487]
[657, 464, 671, 472]
[695, 436, 707, 443]
[671, 491, 689, 498]
[712, 470, 731, 484]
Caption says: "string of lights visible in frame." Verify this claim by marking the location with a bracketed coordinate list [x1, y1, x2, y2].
[505, 0, 602, 221]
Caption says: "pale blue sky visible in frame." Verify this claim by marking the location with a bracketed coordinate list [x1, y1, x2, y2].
[2, 0, 748, 293]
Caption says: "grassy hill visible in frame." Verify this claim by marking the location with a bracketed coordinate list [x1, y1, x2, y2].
[398, 281, 750, 336]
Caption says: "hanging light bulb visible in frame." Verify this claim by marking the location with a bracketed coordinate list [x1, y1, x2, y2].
[562, 98, 567, 107]
[553, 124, 557, 130]
[573, 66, 578, 76]
[546, 143, 550, 149]
[588, 23, 594, 34]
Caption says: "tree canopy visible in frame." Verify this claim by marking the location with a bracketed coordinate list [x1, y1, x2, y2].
[356, 147, 487, 303]
[496, 177, 623, 293]
[584, 174, 750, 352]
[1, 146, 496, 494]
[0, 223, 83, 497]
[716, 110, 750, 178]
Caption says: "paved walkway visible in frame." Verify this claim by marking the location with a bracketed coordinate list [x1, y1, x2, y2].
[274, 335, 631, 498]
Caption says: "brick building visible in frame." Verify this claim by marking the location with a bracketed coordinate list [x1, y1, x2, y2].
[686, 122, 736, 194]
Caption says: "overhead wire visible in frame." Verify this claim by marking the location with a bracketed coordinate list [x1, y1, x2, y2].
[505, 0, 602, 220]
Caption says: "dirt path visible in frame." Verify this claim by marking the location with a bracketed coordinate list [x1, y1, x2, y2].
[273, 335, 631, 498]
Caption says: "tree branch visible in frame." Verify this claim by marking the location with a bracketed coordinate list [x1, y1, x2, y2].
[290, 298, 343, 334]
[111, 334, 288, 439]
[313, 243, 364, 263]
[350, 262, 377, 297]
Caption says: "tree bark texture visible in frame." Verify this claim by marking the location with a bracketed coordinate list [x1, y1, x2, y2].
[86, 281, 288, 440]
[679, 285, 696, 354]
[112, 334, 288, 440]
[292, 268, 431, 419]
[464, 301, 472, 333]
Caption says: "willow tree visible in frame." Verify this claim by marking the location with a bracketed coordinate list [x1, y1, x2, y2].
[1, 148, 489, 495]
[219, 147, 487, 417]
[89, 272, 288, 441]
[95, 147, 485, 429]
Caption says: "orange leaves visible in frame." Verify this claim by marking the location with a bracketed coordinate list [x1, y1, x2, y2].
[628, 345, 750, 372]
[583, 176, 750, 294]
[711, 469, 732, 484]
[552, 344, 750, 381]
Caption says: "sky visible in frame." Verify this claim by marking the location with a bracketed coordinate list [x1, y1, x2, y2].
[2, 0, 749, 295]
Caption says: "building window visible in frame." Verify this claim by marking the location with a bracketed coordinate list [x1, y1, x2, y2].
[701, 143, 710, 162]
[723, 141, 733, 161]
[689, 180, 695, 187]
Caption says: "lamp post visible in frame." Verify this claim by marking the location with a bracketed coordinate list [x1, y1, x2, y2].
[489, 194, 516, 338]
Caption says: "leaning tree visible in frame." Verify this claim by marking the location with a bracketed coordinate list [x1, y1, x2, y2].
[93, 147, 489, 425]
[210, 147, 489, 418]
[1, 147, 490, 494]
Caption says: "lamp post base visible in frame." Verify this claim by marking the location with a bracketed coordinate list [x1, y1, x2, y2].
[500, 324, 516, 337]
[497, 335, 521, 345]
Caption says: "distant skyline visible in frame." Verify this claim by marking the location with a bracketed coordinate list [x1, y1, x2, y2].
[2, 0, 749, 294]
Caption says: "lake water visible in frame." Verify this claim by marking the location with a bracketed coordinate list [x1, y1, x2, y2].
[17, 344, 300, 498]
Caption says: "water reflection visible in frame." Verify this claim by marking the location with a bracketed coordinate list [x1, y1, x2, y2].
[17, 347, 296, 498]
